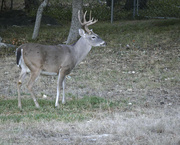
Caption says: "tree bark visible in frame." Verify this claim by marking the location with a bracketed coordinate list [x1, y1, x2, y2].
[66, 0, 83, 44]
[32, 0, 48, 40]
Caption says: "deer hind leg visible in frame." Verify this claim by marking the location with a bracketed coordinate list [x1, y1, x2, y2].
[27, 69, 41, 108]
[17, 69, 27, 109]
[55, 69, 66, 107]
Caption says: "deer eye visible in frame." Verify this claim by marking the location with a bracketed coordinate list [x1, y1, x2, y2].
[92, 36, 96, 39]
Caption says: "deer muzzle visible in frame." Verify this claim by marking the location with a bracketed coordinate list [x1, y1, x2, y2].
[100, 41, 107, 47]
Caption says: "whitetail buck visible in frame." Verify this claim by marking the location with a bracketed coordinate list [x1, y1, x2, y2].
[16, 10, 106, 109]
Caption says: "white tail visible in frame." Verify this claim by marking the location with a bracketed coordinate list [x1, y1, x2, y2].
[16, 10, 106, 109]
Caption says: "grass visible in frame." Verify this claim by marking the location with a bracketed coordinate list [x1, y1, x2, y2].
[0, 96, 122, 123]
[1, 18, 179, 65]
[1, 19, 180, 50]
[0, 18, 180, 144]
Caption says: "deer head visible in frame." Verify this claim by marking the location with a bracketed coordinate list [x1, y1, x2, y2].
[78, 10, 107, 47]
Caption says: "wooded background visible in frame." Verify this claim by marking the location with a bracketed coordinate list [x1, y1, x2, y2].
[1, 0, 180, 19]
[1, 0, 179, 43]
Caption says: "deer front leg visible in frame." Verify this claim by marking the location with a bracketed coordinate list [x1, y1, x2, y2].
[55, 69, 66, 107]
[62, 78, 66, 104]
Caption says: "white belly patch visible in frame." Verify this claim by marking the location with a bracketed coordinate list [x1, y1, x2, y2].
[41, 71, 58, 76]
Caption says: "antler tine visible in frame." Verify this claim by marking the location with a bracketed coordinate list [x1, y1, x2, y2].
[84, 11, 87, 23]
[87, 19, 98, 26]
[78, 10, 98, 34]
[89, 11, 92, 21]
[84, 19, 98, 33]
[78, 10, 92, 25]
[78, 10, 83, 25]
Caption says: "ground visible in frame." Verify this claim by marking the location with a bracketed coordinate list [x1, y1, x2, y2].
[0, 19, 180, 144]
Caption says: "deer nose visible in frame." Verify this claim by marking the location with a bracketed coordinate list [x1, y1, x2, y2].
[101, 41, 107, 46]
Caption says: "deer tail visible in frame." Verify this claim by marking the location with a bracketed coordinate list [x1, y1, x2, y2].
[16, 47, 22, 66]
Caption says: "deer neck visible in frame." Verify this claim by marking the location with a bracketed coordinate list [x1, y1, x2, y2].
[73, 37, 92, 66]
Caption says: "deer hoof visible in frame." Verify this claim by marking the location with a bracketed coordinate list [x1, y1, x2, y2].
[55, 103, 59, 108]
[62, 100, 66, 105]
[18, 80, 22, 85]
[18, 104, 22, 110]
[35, 103, 40, 108]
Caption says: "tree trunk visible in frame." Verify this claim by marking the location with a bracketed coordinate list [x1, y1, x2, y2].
[32, 0, 48, 40]
[66, 0, 83, 44]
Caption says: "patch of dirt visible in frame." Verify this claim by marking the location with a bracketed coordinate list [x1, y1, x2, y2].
[0, 10, 59, 27]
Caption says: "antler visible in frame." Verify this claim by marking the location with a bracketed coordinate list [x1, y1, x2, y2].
[78, 10, 98, 34]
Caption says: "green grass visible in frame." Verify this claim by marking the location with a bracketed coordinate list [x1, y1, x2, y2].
[0, 96, 122, 123]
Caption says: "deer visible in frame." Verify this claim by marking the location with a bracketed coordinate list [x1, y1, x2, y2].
[16, 10, 106, 109]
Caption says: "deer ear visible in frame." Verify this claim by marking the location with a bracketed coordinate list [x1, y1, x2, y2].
[79, 29, 86, 37]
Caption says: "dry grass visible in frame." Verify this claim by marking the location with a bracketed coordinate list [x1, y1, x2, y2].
[0, 107, 180, 144]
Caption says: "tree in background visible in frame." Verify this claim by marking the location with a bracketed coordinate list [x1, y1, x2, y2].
[32, 0, 83, 43]
[1, 0, 39, 11]
[1, 0, 13, 10]
[66, 0, 83, 44]
[32, 0, 49, 40]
